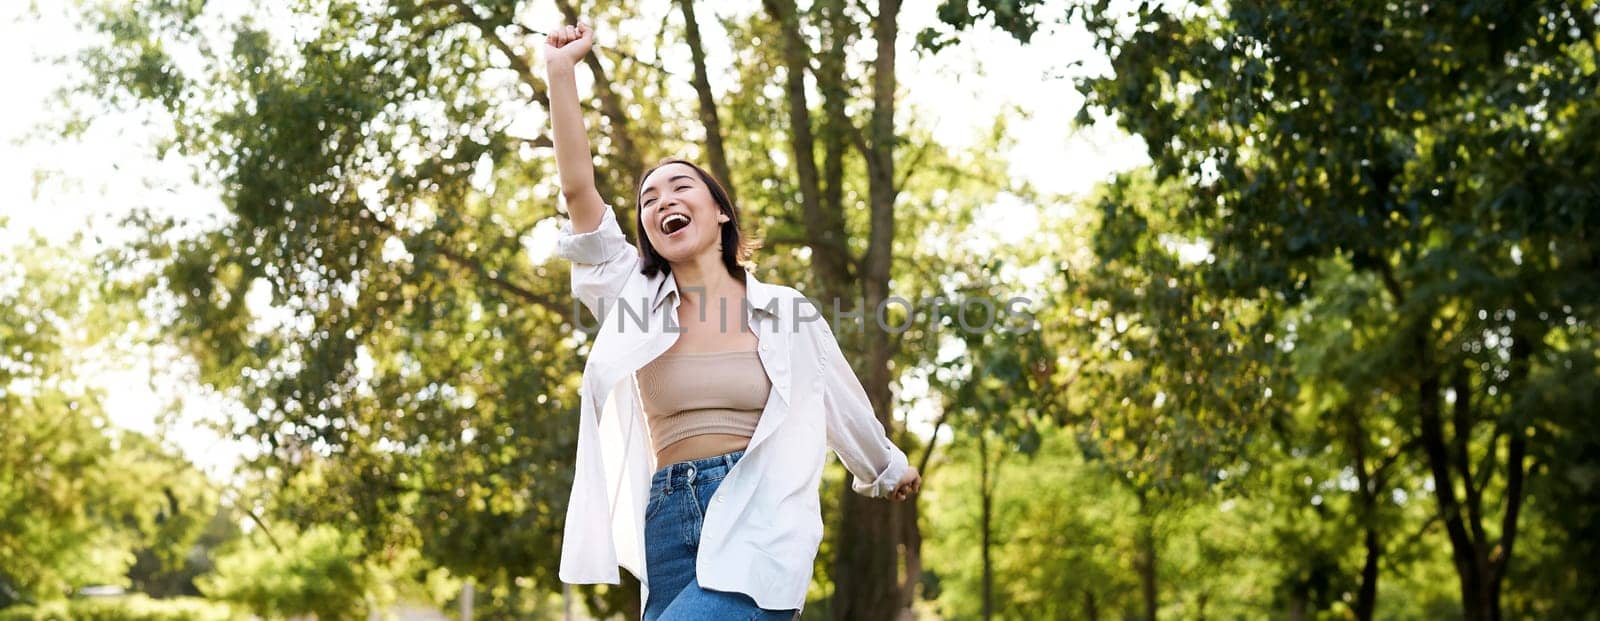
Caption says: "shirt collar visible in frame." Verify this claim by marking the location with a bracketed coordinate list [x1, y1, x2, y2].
[652, 269, 782, 317]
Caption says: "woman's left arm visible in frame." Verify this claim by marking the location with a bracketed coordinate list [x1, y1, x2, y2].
[811, 314, 920, 500]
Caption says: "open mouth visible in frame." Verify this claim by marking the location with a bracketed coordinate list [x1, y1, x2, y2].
[661, 213, 691, 236]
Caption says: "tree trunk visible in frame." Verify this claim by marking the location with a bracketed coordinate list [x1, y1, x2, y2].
[1384, 270, 1538, 621]
[760, 1, 911, 617]
[761, 0, 853, 304]
[1135, 493, 1158, 621]
[832, 492, 903, 620]
[676, 0, 735, 203]
[899, 488, 923, 613]
[1355, 525, 1380, 621]
[830, 0, 912, 619]
[1343, 406, 1381, 621]
[1414, 329, 1492, 621]
[1138, 538, 1157, 621]
[818, 0, 850, 235]
[979, 430, 994, 621]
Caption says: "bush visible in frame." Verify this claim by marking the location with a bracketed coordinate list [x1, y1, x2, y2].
[198, 524, 375, 620]
[0, 595, 242, 621]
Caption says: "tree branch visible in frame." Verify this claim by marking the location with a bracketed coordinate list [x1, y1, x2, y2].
[1375, 257, 1405, 305]
[916, 405, 951, 479]
[818, 0, 851, 244]
[1493, 430, 1527, 580]
[554, 0, 647, 179]
[764, 0, 855, 298]
[356, 207, 570, 321]
[1371, 436, 1419, 490]
[512, 23, 674, 76]
[894, 136, 935, 194]
[1452, 366, 1487, 561]
[444, 0, 550, 108]
[1414, 324, 1481, 586]
[677, 0, 737, 204]
[1491, 321, 1538, 589]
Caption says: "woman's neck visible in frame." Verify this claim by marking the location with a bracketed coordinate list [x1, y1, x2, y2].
[671, 254, 741, 307]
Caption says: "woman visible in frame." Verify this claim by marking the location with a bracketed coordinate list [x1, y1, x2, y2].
[543, 23, 921, 620]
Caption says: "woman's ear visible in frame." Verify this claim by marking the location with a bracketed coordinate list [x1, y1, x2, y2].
[716, 212, 730, 224]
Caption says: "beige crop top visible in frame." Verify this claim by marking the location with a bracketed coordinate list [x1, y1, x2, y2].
[635, 350, 773, 453]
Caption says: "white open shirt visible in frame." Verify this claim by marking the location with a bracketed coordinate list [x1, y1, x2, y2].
[553, 204, 910, 613]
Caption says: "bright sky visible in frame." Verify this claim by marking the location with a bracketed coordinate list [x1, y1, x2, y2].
[0, 1, 1146, 479]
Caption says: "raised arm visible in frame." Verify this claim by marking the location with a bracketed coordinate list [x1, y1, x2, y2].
[543, 23, 607, 234]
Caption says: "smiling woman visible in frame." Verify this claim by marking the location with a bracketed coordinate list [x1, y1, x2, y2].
[632, 158, 759, 281]
[540, 21, 920, 621]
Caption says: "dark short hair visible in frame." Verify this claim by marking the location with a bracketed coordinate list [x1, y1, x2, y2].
[634, 158, 759, 279]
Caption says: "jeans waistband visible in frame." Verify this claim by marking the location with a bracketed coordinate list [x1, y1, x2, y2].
[650, 449, 745, 495]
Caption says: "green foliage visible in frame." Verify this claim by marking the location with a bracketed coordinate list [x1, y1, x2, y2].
[1076, 170, 1288, 495]
[919, 0, 1054, 51]
[129, 507, 245, 599]
[0, 595, 241, 621]
[1, 237, 122, 601]
[923, 424, 1140, 619]
[197, 524, 373, 620]
[1506, 338, 1600, 617]
[0, 235, 221, 606]
[1072, 0, 1600, 617]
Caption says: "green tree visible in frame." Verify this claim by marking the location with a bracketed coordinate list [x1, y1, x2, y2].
[921, 256, 1057, 621]
[1, 235, 133, 603]
[0, 233, 217, 606]
[1074, 1, 1600, 618]
[1066, 170, 1290, 620]
[922, 423, 1140, 620]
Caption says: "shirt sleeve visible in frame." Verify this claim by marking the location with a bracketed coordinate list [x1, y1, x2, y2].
[555, 204, 638, 322]
[812, 311, 910, 498]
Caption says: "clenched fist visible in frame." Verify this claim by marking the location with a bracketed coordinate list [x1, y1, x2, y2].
[890, 466, 922, 502]
[543, 22, 594, 70]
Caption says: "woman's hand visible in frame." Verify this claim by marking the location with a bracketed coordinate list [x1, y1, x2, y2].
[543, 23, 595, 71]
[890, 466, 921, 502]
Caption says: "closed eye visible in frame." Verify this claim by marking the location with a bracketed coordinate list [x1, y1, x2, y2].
[642, 182, 693, 208]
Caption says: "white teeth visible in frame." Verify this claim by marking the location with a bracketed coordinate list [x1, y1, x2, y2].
[662, 214, 691, 234]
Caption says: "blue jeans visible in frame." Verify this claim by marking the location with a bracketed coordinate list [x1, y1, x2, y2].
[642, 449, 799, 621]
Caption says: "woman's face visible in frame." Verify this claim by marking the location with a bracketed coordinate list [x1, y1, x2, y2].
[638, 163, 728, 264]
